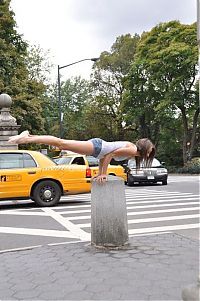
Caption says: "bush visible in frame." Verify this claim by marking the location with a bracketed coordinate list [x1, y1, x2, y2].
[185, 157, 200, 167]
[167, 166, 180, 173]
[168, 157, 200, 174]
[177, 165, 200, 174]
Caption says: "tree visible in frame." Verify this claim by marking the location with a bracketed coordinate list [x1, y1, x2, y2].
[45, 76, 93, 139]
[126, 21, 199, 165]
[25, 44, 53, 85]
[0, 0, 27, 94]
[90, 34, 140, 141]
[0, 1, 53, 134]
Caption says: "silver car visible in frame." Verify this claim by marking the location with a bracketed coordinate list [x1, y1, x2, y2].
[126, 158, 168, 186]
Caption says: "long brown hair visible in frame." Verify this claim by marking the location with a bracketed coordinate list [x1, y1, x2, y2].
[135, 138, 155, 169]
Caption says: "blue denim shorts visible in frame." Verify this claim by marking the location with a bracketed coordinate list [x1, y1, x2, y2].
[89, 138, 102, 158]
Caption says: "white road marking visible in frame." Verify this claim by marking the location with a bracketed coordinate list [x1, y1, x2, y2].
[0, 197, 198, 216]
[0, 186, 199, 246]
[68, 207, 200, 220]
[0, 227, 77, 238]
[51, 195, 199, 210]
[126, 195, 199, 201]
[128, 224, 199, 235]
[77, 214, 200, 228]
[0, 245, 42, 254]
[59, 202, 199, 215]
[0, 211, 48, 216]
[127, 201, 199, 209]
[42, 208, 90, 241]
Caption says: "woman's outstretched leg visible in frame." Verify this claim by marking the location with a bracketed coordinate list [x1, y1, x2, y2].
[8, 130, 94, 155]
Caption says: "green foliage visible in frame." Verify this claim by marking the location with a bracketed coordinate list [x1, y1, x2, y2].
[0, 0, 28, 93]
[185, 157, 200, 167]
[1, 2, 199, 172]
[176, 165, 200, 174]
[25, 45, 53, 84]
[44, 77, 93, 139]
[126, 21, 199, 165]
[90, 34, 140, 141]
[0, 2, 53, 135]
[61, 76, 92, 139]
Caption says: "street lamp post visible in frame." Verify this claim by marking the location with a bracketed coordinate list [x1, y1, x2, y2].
[57, 57, 99, 138]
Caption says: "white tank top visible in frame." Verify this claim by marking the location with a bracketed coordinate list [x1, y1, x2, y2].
[97, 141, 128, 160]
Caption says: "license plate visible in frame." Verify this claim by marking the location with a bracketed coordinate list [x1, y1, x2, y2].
[147, 176, 154, 179]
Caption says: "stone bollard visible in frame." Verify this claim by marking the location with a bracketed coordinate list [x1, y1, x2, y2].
[182, 276, 200, 301]
[0, 93, 20, 149]
[91, 176, 129, 248]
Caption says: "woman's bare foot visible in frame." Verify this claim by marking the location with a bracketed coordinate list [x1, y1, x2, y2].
[8, 130, 30, 144]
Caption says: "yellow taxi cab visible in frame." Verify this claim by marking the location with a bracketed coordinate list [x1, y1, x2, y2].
[53, 152, 127, 182]
[0, 150, 91, 207]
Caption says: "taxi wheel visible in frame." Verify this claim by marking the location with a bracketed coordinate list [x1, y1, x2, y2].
[32, 180, 62, 207]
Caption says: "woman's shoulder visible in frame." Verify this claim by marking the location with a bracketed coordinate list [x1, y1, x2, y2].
[125, 141, 136, 148]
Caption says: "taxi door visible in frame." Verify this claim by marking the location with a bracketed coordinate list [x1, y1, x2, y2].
[0, 152, 39, 199]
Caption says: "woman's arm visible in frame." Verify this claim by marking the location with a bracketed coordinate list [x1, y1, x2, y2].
[100, 153, 113, 175]
[94, 145, 137, 183]
[93, 153, 113, 183]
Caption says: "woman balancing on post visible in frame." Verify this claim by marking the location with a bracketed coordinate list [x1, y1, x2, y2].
[8, 131, 155, 183]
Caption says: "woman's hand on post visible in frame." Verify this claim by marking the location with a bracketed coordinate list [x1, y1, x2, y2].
[92, 174, 108, 184]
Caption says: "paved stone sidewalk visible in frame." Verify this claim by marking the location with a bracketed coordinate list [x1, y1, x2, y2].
[0, 233, 199, 300]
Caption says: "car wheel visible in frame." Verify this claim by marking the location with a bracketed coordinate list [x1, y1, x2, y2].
[162, 180, 167, 185]
[32, 180, 62, 207]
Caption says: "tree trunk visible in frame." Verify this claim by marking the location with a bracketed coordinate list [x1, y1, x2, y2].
[180, 106, 199, 165]
[190, 107, 200, 158]
[180, 107, 189, 165]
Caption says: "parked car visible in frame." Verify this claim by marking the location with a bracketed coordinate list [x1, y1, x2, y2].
[54, 153, 127, 182]
[126, 158, 168, 186]
[0, 150, 92, 207]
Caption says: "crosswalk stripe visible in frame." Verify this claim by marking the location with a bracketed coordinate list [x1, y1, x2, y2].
[126, 201, 199, 209]
[126, 195, 199, 200]
[128, 223, 199, 235]
[67, 207, 200, 221]
[52, 196, 199, 211]
[59, 202, 198, 215]
[126, 197, 198, 205]
[77, 214, 200, 228]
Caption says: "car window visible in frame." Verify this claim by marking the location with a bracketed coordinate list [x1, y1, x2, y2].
[23, 153, 37, 168]
[0, 153, 23, 169]
[128, 158, 161, 169]
[86, 156, 99, 167]
[0, 153, 37, 169]
[71, 157, 85, 165]
[56, 157, 72, 165]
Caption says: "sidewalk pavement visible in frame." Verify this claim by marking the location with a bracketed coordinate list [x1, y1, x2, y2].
[0, 233, 199, 301]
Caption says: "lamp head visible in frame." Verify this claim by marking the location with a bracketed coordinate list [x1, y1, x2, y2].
[90, 57, 99, 62]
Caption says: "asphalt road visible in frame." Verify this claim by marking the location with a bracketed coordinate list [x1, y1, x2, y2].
[0, 174, 199, 253]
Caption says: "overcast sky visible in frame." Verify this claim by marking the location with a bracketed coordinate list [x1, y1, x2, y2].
[11, 0, 197, 81]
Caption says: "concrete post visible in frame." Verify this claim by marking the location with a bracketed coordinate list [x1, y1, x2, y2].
[91, 176, 129, 248]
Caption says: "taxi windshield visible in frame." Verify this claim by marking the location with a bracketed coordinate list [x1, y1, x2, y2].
[55, 157, 72, 165]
